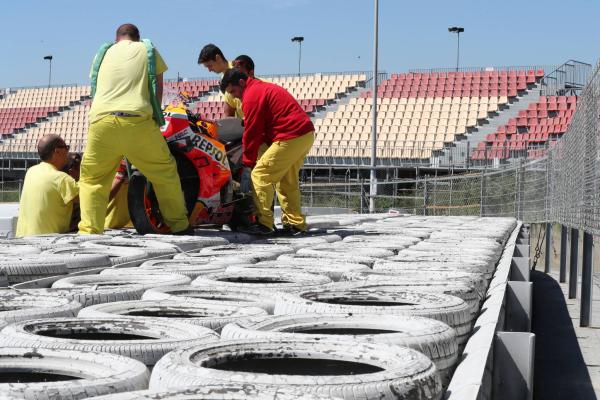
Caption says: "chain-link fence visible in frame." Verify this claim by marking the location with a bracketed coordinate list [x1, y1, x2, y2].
[301, 61, 600, 236]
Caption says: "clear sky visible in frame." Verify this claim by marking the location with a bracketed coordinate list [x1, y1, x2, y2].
[0, 0, 598, 88]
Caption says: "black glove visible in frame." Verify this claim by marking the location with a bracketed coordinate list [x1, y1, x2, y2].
[240, 167, 253, 194]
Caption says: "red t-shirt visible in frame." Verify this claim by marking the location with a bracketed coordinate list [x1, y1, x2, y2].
[241, 77, 314, 167]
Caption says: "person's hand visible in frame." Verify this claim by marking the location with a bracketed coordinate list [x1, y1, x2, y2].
[239, 167, 253, 194]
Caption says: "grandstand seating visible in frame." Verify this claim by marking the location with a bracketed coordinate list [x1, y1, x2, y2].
[471, 95, 577, 160]
[193, 73, 366, 119]
[310, 70, 544, 160]
[0, 86, 89, 136]
[163, 79, 219, 99]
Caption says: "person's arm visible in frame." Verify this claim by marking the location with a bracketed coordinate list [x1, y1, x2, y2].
[223, 102, 236, 117]
[109, 176, 125, 201]
[241, 93, 267, 167]
[156, 73, 164, 106]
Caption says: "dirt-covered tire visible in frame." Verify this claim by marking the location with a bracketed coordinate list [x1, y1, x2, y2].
[227, 259, 370, 282]
[346, 268, 488, 298]
[52, 274, 191, 291]
[131, 259, 229, 279]
[275, 288, 472, 344]
[252, 234, 343, 250]
[335, 278, 481, 317]
[0, 258, 68, 284]
[0, 317, 219, 366]
[199, 244, 295, 261]
[139, 235, 229, 252]
[221, 313, 458, 382]
[297, 244, 395, 259]
[192, 269, 332, 292]
[277, 253, 378, 267]
[173, 252, 259, 264]
[81, 239, 180, 258]
[78, 300, 268, 332]
[8, 285, 147, 308]
[149, 338, 442, 399]
[0, 293, 82, 330]
[47, 245, 151, 266]
[0, 347, 149, 399]
[85, 385, 341, 399]
[142, 285, 277, 314]
[41, 248, 112, 272]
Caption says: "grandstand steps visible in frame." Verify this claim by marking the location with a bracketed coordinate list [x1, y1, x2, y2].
[435, 84, 541, 168]
[311, 85, 371, 121]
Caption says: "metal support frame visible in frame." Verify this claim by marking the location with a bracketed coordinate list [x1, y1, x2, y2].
[580, 231, 594, 327]
[559, 225, 568, 283]
[569, 228, 579, 299]
[492, 332, 535, 400]
[505, 281, 532, 332]
[544, 223, 552, 273]
[511, 257, 530, 282]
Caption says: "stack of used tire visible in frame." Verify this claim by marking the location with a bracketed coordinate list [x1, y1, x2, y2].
[0, 215, 516, 399]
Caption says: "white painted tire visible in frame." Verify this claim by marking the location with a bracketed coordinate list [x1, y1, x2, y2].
[140, 234, 229, 251]
[253, 234, 343, 250]
[142, 285, 277, 313]
[227, 259, 370, 282]
[132, 259, 229, 279]
[81, 238, 179, 258]
[199, 244, 295, 261]
[78, 300, 268, 332]
[277, 253, 378, 267]
[0, 317, 218, 366]
[52, 273, 191, 291]
[0, 347, 149, 399]
[10, 285, 147, 307]
[297, 244, 395, 259]
[86, 385, 340, 399]
[173, 252, 261, 264]
[275, 288, 472, 344]
[0, 293, 81, 330]
[0, 258, 68, 284]
[149, 338, 442, 399]
[42, 248, 112, 272]
[192, 269, 332, 291]
[47, 245, 150, 266]
[221, 313, 458, 381]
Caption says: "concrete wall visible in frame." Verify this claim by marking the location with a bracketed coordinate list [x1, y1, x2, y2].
[529, 223, 600, 274]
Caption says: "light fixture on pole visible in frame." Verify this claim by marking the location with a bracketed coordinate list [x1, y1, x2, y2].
[447, 26, 464, 71]
[291, 36, 304, 77]
[43, 55, 53, 88]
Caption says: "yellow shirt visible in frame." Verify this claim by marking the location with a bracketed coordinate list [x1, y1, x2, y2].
[89, 40, 168, 123]
[222, 61, 244, 119]
[105, 183, 131, 229]
[16, 162, 79, 237]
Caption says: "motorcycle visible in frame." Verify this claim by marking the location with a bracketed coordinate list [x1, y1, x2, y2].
[127, 93, 254, 234]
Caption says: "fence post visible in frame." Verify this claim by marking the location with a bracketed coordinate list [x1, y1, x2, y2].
[480, 170, 485, 217]
[580, 232, 594, 327]
[569, 228, 579, 299]
[559, 225, 568, 283]
[544, 223, 552, 273]
[423, 175, 428, 216]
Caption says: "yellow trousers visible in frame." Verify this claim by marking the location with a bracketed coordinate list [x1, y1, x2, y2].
[78, 115, 188, 234]
[252, 132, 314, 230]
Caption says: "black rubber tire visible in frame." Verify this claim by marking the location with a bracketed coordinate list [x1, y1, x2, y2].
[0, 317, 219, 366]
[149, 338, 442, 399]
[0, 347, 149, 399]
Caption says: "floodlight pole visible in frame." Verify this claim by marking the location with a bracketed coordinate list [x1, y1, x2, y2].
[448, 27, 464, 71]
[291, 36, 304, 77]
[43, 55, 53, 88]
[369, 0, 379, 213]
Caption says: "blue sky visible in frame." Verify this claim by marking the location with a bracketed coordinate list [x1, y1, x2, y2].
[0, 0, 598, 88]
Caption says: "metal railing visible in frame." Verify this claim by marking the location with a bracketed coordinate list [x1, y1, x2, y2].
[409, 65, 556, 74]
[538, 60, 592, 96]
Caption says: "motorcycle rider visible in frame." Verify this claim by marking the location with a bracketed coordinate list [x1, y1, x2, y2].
[220, 68, 314, 236]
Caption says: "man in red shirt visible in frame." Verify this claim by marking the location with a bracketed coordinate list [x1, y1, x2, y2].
[220, 68, 315, 236]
